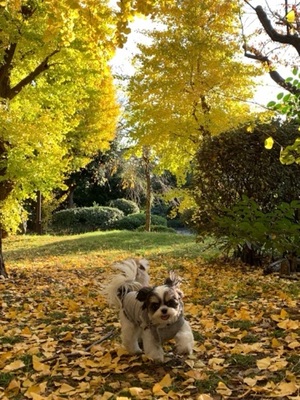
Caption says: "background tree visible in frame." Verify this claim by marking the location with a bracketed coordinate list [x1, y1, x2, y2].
[125, 0, 260, 190]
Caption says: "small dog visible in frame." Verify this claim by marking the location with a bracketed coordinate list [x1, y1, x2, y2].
[106, 258, 194, 361]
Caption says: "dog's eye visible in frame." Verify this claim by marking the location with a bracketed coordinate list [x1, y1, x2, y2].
[166, 299, 178, 308]
[150, 303, 160, 312]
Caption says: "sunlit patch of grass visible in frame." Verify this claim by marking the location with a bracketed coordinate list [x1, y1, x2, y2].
[51, 324, 75, 334]
[48, 311, 66, 320]
[227, 354, 257, 369]
[272, 329, 287, 338]
[286, 283, 300, 297]
[3, 231, 212, 264]
[227, 320, 254, 330]
[241, 334, 260, 343]
[194, 371, 225, 393]
[0, 336, 24, 345]
[288, 354, 300, 375]
[193, 330, 205, 343]
[0, 372, 14, 388]
[19, 354, 33, 373]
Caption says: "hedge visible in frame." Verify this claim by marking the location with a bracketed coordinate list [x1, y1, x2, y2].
[108, 198, 140, 216]
[51, 206, 124, 234]
[112, 213, 168, 231]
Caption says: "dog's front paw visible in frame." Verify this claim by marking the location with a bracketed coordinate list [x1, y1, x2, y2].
[176, 343, 193, 355]
[145, 348, 165, 362]
[123, 342, 143, 355]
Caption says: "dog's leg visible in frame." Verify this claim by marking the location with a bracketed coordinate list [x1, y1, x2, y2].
[120, 311, 142, 354]
[142, 328, 164, 362]
[174, 321, 194, 355]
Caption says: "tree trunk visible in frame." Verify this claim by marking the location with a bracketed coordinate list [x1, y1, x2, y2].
[143, 147, 152, 232]
[67, 184, 76, 208]
[35, 190, 42, 234]
[0, 230, 8, 278]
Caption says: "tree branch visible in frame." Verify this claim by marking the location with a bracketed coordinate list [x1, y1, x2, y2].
[243, 44, 300, 95]
[0, 43, 17, 96]
[255, 5, 300, 54]
[8, 49, 60, 100]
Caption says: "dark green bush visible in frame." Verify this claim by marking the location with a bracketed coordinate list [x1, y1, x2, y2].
[192, 121, 300, 263]
[136, 224, 177, 233]
[112, 213, 167, 231]
[151, 200, 170, 217]
[51, 206, 124, 234]
[215, 196, 300, 258]
[108, 198, 140, 215]
[167, 218, 185, 229]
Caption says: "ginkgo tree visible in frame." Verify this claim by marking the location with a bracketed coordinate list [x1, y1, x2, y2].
[0, 0, 123, 277]
[0, 0, 167, 277]
[125, 0, 261, 192]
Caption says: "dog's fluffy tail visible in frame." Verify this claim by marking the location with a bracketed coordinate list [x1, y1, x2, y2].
[105, 258, 150, 309]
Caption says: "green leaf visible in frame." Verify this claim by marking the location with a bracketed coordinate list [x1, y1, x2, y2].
[277, 92, 284, 100]
[267, 101, 276, 108]
[283, 94, 291, 102]
[293, 67, 298, 75]
[264, 137, 274, 150]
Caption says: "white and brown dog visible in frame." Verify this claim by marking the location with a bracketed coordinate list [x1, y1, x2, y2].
[106, 258, 194, 361]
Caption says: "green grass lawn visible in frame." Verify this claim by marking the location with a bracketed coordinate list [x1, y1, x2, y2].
[3, 230, 218, 265]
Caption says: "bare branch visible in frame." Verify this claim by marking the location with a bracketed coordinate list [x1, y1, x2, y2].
[255, 5, 300, 54]
[243, 44, 300, 95]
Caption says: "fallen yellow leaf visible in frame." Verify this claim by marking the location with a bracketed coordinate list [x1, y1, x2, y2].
[271, 338, 282, 348]
[216, 381, 232, 397]
[3, 360, 25, 372]
[21, 326, 32, 336]
[129, 387, 144, 396]
[268, 359, 288, 371]
[277, 319, 299, 330]
[257, 357, 271, 370]
[152, 383, 166, 396]
[59, 383, 75, 393]
[32, 356, 50, 374]
[288, 340, 300, 349]
[197, 395, 214, 400]
[61, 331, 73, 341]
[269, 381, 298, 397]
[244, 377, 257, 387]
[158, 373, 172, 387]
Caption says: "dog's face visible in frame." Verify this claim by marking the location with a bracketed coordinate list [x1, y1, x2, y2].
[137, 275, 183, 327]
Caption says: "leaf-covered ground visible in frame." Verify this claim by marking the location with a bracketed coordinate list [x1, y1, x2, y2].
[0, 232, 300, 400]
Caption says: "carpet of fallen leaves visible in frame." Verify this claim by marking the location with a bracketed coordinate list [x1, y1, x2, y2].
[1, 238, 300, 400]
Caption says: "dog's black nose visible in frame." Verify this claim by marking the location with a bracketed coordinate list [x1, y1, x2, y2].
[161, 307, 168, 314]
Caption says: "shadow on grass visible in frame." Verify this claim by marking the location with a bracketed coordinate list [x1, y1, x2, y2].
[4, 230, 212, 261]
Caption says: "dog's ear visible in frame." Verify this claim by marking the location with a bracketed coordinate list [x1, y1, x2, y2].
[138, 258, 149, 271]
[164, 271, 181, 287]
[165, 271, 184, 298]
[136, 287, 153, 302]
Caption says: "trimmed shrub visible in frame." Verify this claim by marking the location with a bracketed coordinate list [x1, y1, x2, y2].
[51, 206, 124, 234]
[108, 198, 140, 216]
[112, 213, 168, 231]
[136, 225, 177, 233]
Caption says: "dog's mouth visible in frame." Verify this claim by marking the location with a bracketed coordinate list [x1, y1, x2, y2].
[161, 315, 170, 321]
